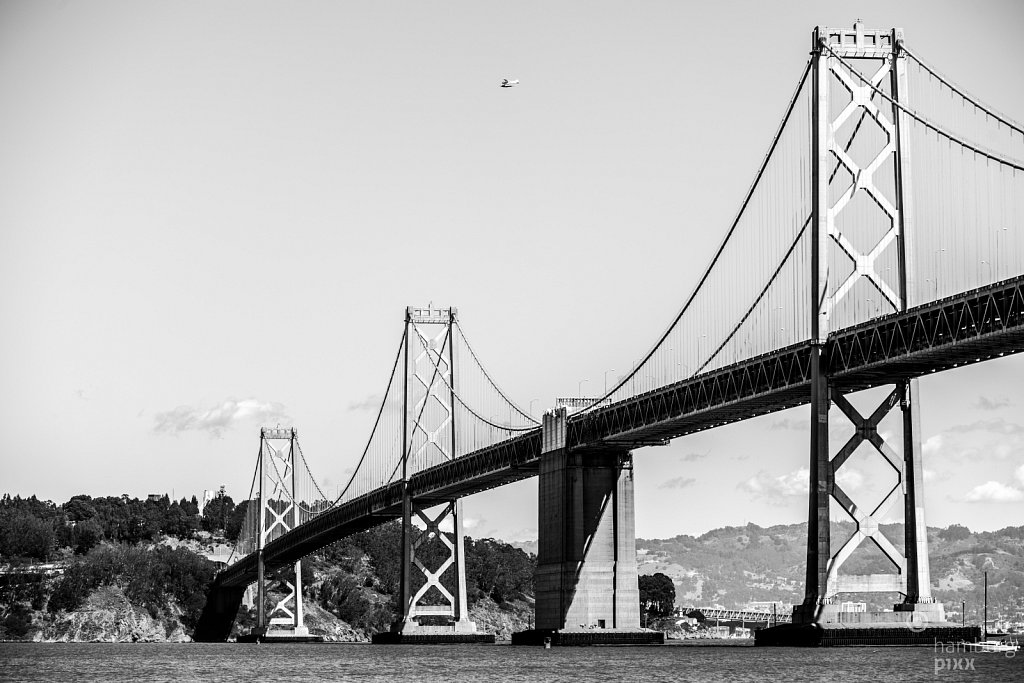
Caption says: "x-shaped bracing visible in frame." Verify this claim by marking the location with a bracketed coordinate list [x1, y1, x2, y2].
[411, 325, 453, 464]
[261, 443, 295, 544]
[826, 58, 903, 313]
[825, 388, 907, 598]
[268, 579, 298, 624]
[408, 503, 458, 616]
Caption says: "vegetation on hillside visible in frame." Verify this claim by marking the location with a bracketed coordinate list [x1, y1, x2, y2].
[638, 521, 1024, 622]
[0, 492, 537, 641]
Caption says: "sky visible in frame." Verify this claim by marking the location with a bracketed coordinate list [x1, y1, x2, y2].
[1, 0, 1022, 544]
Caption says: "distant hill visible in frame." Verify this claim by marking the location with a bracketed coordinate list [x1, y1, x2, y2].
[637, 522, 1024, 622]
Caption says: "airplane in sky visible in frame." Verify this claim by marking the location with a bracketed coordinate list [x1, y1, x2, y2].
[500, 79, 519, 88]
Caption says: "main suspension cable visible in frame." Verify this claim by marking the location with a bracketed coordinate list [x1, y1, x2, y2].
[821, 42, 1024, 172]
[578, 56, 813, 413]
[902, 44, 1024, 137]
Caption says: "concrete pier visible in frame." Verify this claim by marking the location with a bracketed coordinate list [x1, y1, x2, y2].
[513, 408, 660, 646]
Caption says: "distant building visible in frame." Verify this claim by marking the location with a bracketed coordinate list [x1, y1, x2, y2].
[147, 494, 164, 503]
[199, 489, 216, 515]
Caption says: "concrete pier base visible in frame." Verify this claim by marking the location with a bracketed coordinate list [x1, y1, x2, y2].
[511, 628, 665, 646]
[758, 603, 977, 646]
[371, 617, 494, 644]
[372, 621, 494, 644]
[237, 626, 323, 643]
[755, 622, 980, 647]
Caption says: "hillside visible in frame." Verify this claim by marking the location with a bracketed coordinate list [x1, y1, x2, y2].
[4, 491, 1021, 639]
[638, 522, 1024, 623]
[0, 494, 535, 642]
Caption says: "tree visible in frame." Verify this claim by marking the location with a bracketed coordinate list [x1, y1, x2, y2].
[639, 572, 676, 621]
[225, 500, 250, 542]
[0, 513, 56, 561]
[201, 492, 235, 533]
[939, 524, 972, 542]
[72, 519, 104, 555]
[63, 496, 98, 522]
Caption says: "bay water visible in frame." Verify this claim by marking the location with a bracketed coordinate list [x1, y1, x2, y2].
[1, 641, 1020, 682]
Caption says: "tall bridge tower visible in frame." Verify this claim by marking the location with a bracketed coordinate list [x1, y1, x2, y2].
[797, 21, 943, 630]
[374, 306, 489, 643]
[248, 427, 311, 641]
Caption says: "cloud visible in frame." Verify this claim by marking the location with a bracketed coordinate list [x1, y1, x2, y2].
[659, 476, 696, 490]
[948, 418, 1024, 435]
[922, 434, 944, 456]
[835, 467, 864, 491]
[153, 398, 289, 438]
[963, 481, 1024, 503]
[347, 394, 384, 411]
[770, 418, 809, 431]
[679, 450, 709, 462]
[973, 396, 1012, 410]
[1016, 464, 1024, 489]
[738, 467, 808, 502]
[923, 468, 952, 483]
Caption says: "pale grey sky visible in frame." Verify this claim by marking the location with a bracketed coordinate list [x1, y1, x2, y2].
[1, 0, 1022, 542]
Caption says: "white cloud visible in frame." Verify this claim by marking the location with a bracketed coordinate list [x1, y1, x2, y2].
[659, 476, 696, 490]
[347, 394, 383, 411]
[923, 468, 952, 483]
[974, 396, 1012, 410]
[1016, 464, 1024, 489]
[835, 468, 864, 491]
[739, 467, 808, 500]
[922, 434, 944, 455]
[679, 451, 710, 462]
[153, 398, 289, 438]
[963, 481, 1024, 503]
[949, 418, 1024, 435]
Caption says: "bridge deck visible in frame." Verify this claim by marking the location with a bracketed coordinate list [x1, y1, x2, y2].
[217, 276, 1024, 588]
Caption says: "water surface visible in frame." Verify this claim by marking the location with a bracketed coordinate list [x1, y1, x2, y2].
[1, 641, 1020, 682]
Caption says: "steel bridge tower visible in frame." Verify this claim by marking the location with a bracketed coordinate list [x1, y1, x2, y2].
[249, 427, 310, 640]
[374, 306, 488, 643]
[796, 21, 944, 630]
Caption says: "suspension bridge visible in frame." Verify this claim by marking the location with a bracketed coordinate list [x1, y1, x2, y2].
[195, 23, 1024, 646]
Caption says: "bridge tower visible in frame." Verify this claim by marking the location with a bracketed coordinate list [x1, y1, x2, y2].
[374, 306, 489, 643]
[249, 427, 310, 641]
[795, 21, 945, 633]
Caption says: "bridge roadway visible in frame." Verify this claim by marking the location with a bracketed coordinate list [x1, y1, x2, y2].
[217, 276, 1024, 589]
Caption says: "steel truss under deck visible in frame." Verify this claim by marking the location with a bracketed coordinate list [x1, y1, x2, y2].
[212, 276, 1024, 595]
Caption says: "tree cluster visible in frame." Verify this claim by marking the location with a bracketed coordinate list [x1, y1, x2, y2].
[639, 572, 676, 621]
[0, 491, 245, 564]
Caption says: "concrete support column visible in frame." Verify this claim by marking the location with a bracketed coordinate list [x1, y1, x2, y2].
[795, 347, 831, 624]
[451, 499, 472, 627]
[534, 408, 640, 632]
[293, 560, 308, 635]
[256, 550, 266, 630]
